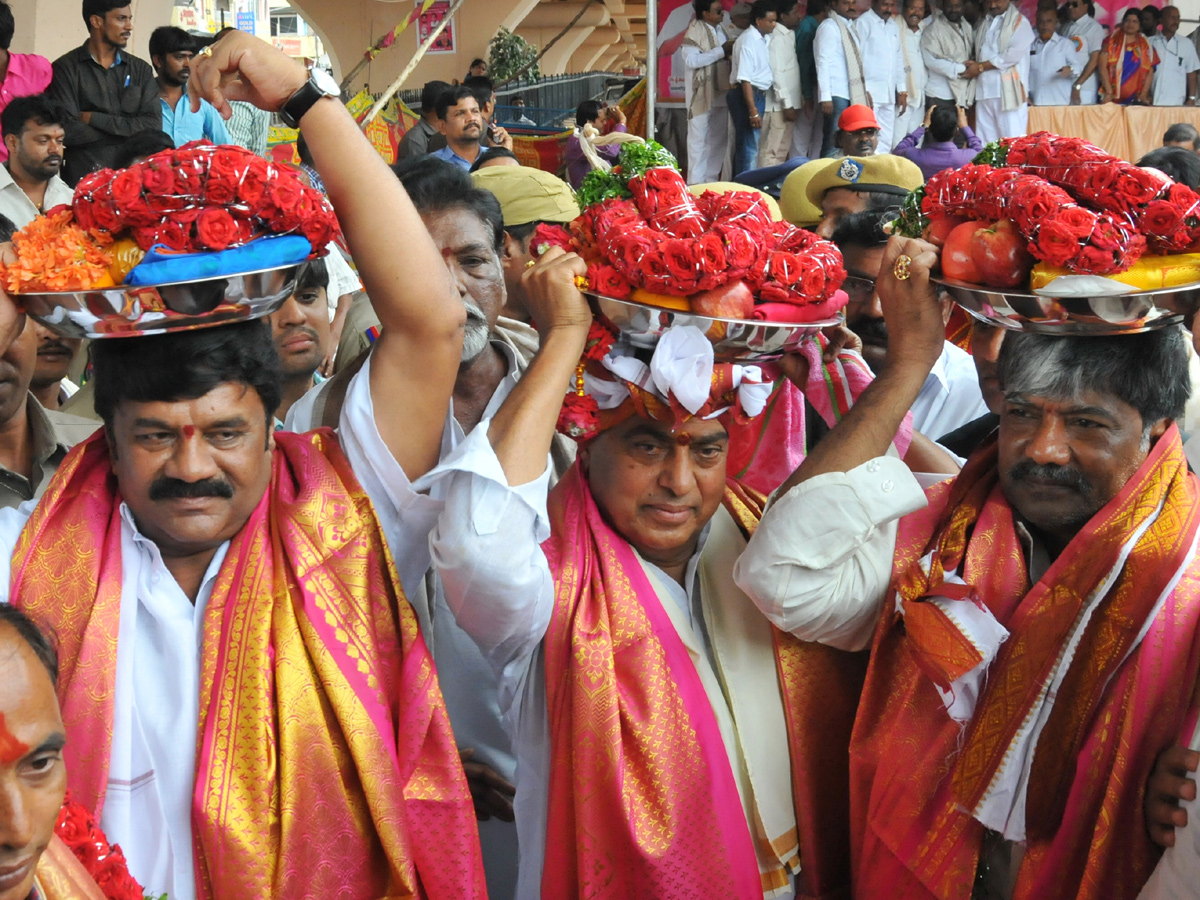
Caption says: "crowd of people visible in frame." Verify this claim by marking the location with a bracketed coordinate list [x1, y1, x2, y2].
[5, 1, 1200, 900]
[679, 0, 1200, 183]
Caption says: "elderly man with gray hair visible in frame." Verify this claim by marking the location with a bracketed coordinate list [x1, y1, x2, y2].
[735, 235, 1200, 900]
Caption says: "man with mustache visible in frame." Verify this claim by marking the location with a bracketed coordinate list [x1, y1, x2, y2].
[49, 0, 159, 185]
[736, 235, 1200, 900]
[431, 85, 487, 170]
[27, 323, 81, 411]
[149, 26, 229, 147]
[286, 156, 576, 900]
[3, 32, 487, 899]
[0, 95, 71, 229]
[831, 208, 986, 440]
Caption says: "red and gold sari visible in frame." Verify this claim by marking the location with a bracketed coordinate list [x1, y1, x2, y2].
[14, 430, 486, 900]
[1103, 31, 1159, 103]
[851, 426, 1200, 900]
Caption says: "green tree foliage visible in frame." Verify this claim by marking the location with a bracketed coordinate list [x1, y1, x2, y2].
[488, 28, 540, 82]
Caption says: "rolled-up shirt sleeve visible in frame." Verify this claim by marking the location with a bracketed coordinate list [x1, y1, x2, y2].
[733, 455, 927, 651]
[429, 422, 555, 675]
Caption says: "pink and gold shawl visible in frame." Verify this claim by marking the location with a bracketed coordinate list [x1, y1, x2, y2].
[13, 430, 486, 900]
[540, 466, 866, 900]
[851, 427, 1200, 900]
[33, 836, 107, 900]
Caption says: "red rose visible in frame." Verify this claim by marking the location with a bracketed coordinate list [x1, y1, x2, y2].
[1032, 219, 1081, 267]
[72, 199, 96, 232]
[660, 238, 702, 286]
[532, 222, 572, 257]
[696, 231, 727, 276]
[1142, 199, 1185, 236]
[638, 249, 673, 288]
[1056, 205, 1096, 241]
[119, 195, 159, 228]
[300, 214, 332, 250]
[109, 167, 143, 208]
[267, 174, 306, 228]
[758, 282, 791, 304]
[767, 250, 802, 287]
[1073, 242, 1117, 273]
[194, 207, 239, 250]
[557, 392, 599, 440]
[719, 224, 761, 270]
[91, 187, 121, 232]
[172, 155, 206, 197]
[140, 156, 176, 195]
[92, 850, 144, 900]
[587, 262, 632, 299]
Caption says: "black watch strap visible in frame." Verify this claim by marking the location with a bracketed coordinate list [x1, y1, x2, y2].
[279, 78, 323, 129]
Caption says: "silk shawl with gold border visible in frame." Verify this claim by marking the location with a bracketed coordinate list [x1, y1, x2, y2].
[13, 430, 486, 900]
[850, 427, 1200, 900]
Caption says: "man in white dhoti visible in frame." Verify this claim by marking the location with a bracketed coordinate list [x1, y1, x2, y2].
[855, 0, 908, 151]
[972, 0, 1033, 142]
[1030, 7, 1086, 106]
[895, 0, 929, 140]
[815, 0, 868, 155]
[683, 0, 734, 184]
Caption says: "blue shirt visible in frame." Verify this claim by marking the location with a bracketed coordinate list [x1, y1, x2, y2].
[159, 93, 231, 147]
[430, 144, 477, 170]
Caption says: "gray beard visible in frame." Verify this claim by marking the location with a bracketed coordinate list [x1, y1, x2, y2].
[461, 304, 490, 362]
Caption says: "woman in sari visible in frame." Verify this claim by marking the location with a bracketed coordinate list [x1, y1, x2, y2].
[1100, 7, 1159, 104]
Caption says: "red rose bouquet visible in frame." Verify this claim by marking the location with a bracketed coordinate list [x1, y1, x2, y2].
[921, 164, 1145, 275]
[1000, 132, 1200, 253]
[55, 793, 146, 900]
[73, 140, 341, 254]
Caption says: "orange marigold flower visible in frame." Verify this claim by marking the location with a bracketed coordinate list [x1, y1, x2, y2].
[1, 209, 114, 294]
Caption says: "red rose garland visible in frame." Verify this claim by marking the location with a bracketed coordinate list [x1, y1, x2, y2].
[55, 794, 146, 900]
[922, 164, 1145, 274]
[1002, 132, 1200, 253]
[73, 140, 341, 255]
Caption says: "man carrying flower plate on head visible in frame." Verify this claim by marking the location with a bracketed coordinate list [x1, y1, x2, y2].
[0, 30, 486, 900]
[734, 235, 1200, 900]
[426, 246, 958, 900]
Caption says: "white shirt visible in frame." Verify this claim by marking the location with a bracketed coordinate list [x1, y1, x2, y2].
[901, 22, 929, 100]
[681, 19, 729, 111]
[323, 242, 361, 314]
[912, 341, 990, 441]
[766, 22, 802, 112]
[1030, 32, 1084, 105]
[922, 15, 974, 101]
[731, 25, 774, 90]
[1152, 32, 1200, 105]
[856, 9, 906, 102]
[977, 11, 1034, 101]
[0, 165, 73, 230]
[0, 355, 440, 900]
[815, 15, 854, 102]
[427, 424, 797, 899]
[1060, 14, 1106, 98]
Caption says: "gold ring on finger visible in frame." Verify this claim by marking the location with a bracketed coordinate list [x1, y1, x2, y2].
[893, 254, 912, 281]
[525, 259, 537, 269]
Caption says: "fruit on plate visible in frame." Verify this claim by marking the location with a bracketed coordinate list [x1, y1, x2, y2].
[971, 219, 1034, 289]
[923, 214, 970, 249]
[630, 288, 691, 311]
[942, 221, 983, 283]
[690, 281, 756, 319]
[1030, 253, 1200, 291]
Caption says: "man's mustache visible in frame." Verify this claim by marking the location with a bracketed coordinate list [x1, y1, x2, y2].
[1007, 459, 1091, 493]
[850, 317, 888, 346]
[37, 338, 71, 355]
[279, 324, 319, 345]
[149, 476, 234, 501]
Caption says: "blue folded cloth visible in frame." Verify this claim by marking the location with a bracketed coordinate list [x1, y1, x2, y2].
[124, 234, 314, 285]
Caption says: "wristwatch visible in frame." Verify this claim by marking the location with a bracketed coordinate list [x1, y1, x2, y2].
[279, 68, 340, 128]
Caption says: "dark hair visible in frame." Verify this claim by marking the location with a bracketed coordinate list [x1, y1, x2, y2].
[82, 0, 128, 29]
[469, 146, 519, 172]
[111, 130, 174, 169]
[420, 79, 451, 113]
[693, 0, 720, 16]
[0, 605, 58, 687]
[830, 207, 891, 249]
[0, 3, 14, 51]
[997, 327, 1191, 433]
[1122, 6, 1141, 21]
[576, 99, 604, 127]
[463, 75, 495, 111]
[751, 0, 775, 20]
[436, 85, 478, 120]
[774, 0, 800, 15]
[392, 156, 505, 254]
[295, 257, 329, 292]
[92, 319, 284, 426]
[0, 213, 16, 243]
[929, 104, 957, 142]
[1138, 146, 1200, 189]
[1, 94, 63, 141]
[808, 0, 830, 13]
[469, 57, 487, 69]
[149, 25, 194, 62]
[1164, 122, 1200, 150]
[505, 220, 539, 244]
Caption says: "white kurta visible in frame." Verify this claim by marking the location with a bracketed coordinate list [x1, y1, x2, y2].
[0, 354, 444, 900]
[1152, 33, 1200, 106]
[855, 9, 906, 149]
[975, 10, 1034, 142]
[682, 20, 732, 184]
[1060, 14, 1106, 102]
[428, 425, 799, 900]
[1030, 32, 1084, 106]
[911, 341, 990, 441]
[895, 22, 929, 142]
[815, 16, 853, 102]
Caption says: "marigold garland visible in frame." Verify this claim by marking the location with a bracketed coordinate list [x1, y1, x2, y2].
[1, 208, 113, 294]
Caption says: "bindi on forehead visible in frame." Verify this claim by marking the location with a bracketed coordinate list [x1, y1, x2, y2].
[182, 425, 196, 438]
[0, 712, 29, 765]
[673, 432, 693, 446]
